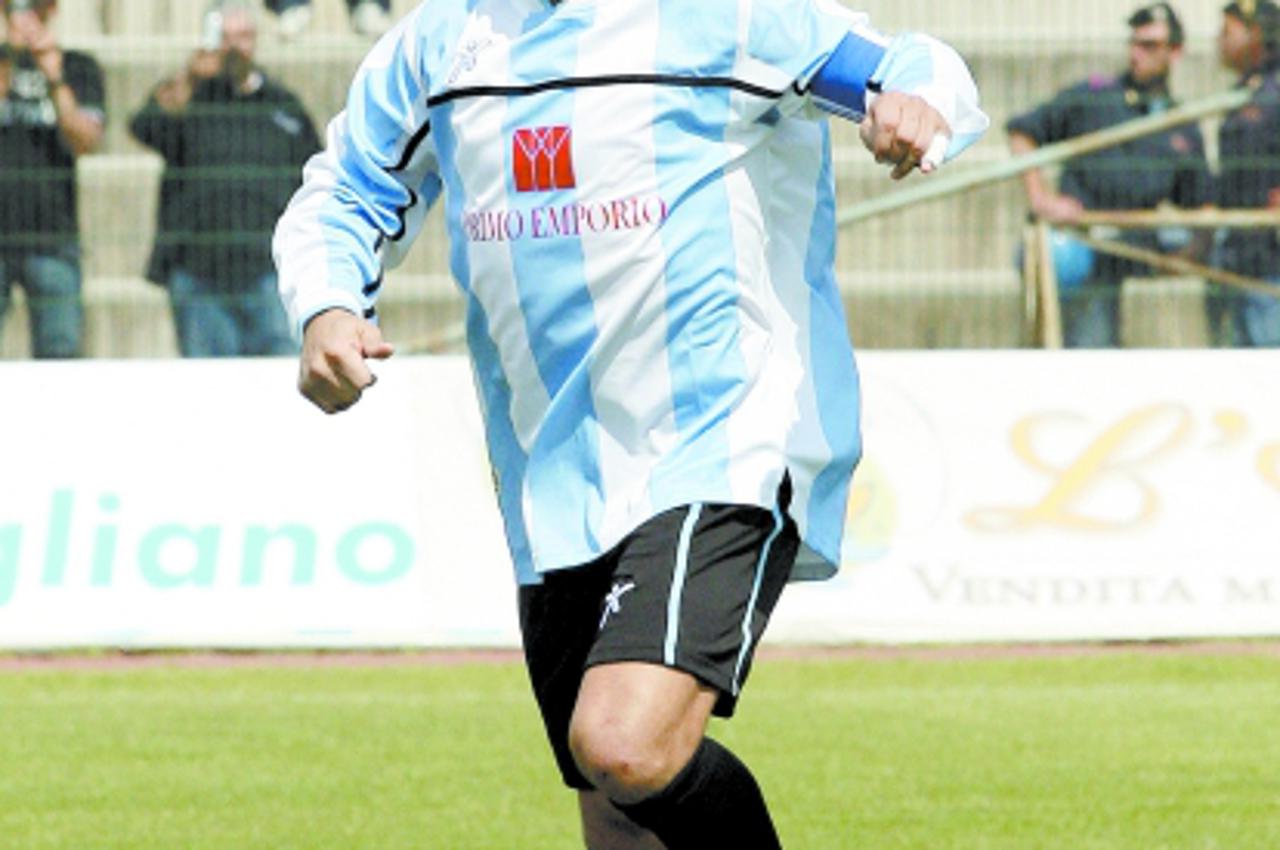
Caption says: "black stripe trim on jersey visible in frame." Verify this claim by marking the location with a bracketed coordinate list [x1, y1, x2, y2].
[379, 120, 432, 245]
[427, 73, 787, 108]
[388, 188, 419, 242]
[363, 306, 377, 320]
[392, 119, 433, 173]
[362, 272, 384, 297]
[371, 74, 785, 256]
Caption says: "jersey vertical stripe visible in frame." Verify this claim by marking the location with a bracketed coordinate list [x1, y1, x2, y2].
[723, 0, 801, 510]
[507, 10, 607, 559]
[573, 1, 674, 546]
[647, 0, 743, 512]
[435, 99, 538, 581]
[801, 122, 861, 564]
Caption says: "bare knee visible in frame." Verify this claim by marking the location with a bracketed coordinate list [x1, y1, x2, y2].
[570, 716, 680, 804]
[569, 662, 716, 804]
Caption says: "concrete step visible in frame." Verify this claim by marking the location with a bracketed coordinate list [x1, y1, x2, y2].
[3, 5, 1235, 360]
[41, 0, 1236, 168]
[51, 0, 421, 40]
[71, 146, 1028, 286]
[73, 140, 1031, 271]
[73, 153, 455, 281]
[0, 271, 463, 359]
[855, 0, 1226, 47]
[49, 0, 1229, 47]
[0, 269, 1214, 359]
[88, 47, 1236, 152]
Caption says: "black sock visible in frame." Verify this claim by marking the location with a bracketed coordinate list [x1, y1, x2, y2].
[616, 738, 782, 850]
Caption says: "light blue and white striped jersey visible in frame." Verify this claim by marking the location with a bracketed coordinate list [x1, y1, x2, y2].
[274, 0, 987, 585]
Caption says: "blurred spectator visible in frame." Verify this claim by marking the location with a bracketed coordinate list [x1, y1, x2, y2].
[0, 0, 103, 358]
[129, 1, 320, 357]
[265, 0, 391, 40]
[1006, 3, 1211, 348]
[1211, 0, 1280, 346]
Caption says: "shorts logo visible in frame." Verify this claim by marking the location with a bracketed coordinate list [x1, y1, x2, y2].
[598, 579, 636, 630]
[513, 126, 576, 192]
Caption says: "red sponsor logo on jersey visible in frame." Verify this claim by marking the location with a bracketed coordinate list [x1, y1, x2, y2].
[513, 126, 576, 192]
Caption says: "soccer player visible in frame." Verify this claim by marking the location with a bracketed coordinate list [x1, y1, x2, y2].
[274, 2, 986, 847]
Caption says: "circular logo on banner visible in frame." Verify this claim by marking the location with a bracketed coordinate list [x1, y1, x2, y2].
[840, 368, 951, 572]
[842, 457, 898, 565]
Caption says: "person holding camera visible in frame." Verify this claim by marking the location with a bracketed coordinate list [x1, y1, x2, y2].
[129, 0, 319, 357]
[0, 0, 104, 358]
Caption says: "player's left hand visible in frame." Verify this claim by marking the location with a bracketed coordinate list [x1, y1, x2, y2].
[861, 91, 951, 180]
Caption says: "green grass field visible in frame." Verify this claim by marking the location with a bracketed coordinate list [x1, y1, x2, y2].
[2, 649, 1278, 849]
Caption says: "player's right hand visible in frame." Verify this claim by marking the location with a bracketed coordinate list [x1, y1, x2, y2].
[298, 308, 394, 415]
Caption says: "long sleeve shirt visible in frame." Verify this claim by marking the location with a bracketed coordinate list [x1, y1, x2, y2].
[274, 0, 986, 585]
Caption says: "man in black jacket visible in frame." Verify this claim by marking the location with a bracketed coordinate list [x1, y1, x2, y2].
[131, 0, 319, 357]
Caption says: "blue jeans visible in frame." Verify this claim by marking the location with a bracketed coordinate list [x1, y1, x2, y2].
[1013, 240, 1120, 348]
[0, 248, 84, 359]
[1206, 278, 1280, 347]
[1060, 283, 1121, 348]
[168, 269, 296, 358]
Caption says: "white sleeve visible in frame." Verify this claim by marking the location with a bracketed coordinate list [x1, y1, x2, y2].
[273, 11, 441, 337]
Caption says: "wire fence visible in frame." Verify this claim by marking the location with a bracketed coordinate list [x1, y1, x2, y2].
[0, 0, 1273, 357]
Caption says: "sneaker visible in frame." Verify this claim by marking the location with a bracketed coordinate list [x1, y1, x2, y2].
[278, 5, 313, 40]
[351, 1, 391, 37]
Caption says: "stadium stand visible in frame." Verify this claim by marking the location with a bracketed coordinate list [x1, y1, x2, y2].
[0, 0, 1239, 357]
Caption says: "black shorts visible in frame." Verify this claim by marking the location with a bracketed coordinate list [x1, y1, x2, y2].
[517, 481, 799, 790]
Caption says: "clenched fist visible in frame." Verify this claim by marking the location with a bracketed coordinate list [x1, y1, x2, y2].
[297, 308, 394, 414]
[860, 90, 951, 180]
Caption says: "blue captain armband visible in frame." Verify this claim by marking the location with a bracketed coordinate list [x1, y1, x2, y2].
[808, 30, 889, 122]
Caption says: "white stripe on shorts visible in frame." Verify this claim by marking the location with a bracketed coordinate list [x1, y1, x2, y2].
[731, 504, 784, 696]
[664, 504, 704, 666]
